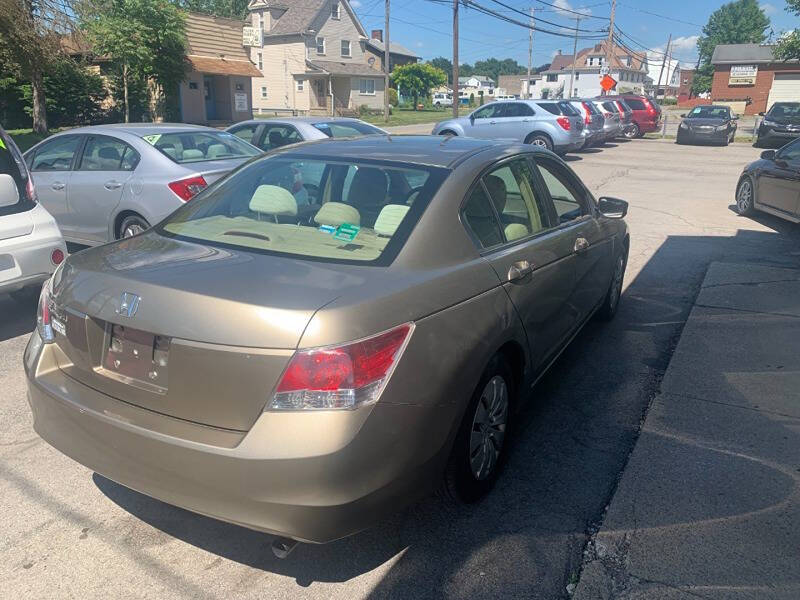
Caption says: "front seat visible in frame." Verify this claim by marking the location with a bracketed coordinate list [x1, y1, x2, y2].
[268, 130, 286, 149]
[347, 167, 389, 227]
[97, 146, 121, 170]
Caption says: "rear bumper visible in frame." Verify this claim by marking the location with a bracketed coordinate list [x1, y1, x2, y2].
[0, 230, 64, 295]
[24, 332, 457, 543]
[636, 119, 660, 133]
[554, 137, 586, 154]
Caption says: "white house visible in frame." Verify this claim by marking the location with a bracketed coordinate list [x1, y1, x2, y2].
[531, 43, 649, 99]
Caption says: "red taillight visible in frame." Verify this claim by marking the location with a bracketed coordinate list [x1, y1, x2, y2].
[557, 116, 571, 131]
[644, 99, 657, 115]
[51, 249, 64, 265]
[37, 282, 54, 343]
[168, 175, 207, 202]
[582, 103, 592, 124]
[271, 323, 414, 410]
[26, 177, 37, 203]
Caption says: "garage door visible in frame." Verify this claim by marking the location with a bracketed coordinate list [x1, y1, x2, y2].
[766, 72, 800, 108]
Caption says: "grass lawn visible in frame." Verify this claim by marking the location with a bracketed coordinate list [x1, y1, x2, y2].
[360, 107, 462, 128]
[7, 128, 59, 152]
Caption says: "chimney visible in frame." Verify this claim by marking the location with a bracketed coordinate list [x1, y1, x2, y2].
[372, 29, 383, 42]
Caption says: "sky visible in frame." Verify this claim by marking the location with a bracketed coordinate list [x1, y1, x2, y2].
[352, 0, 797, 69]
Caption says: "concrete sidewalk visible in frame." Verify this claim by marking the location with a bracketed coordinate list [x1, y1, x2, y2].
[574, 262, 800, 600]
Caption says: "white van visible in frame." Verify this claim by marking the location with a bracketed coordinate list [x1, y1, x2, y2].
[433, 92, 453, 107]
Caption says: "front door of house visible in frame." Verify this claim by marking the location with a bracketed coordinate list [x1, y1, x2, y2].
[204, 76, 216, 120]
[313, 79, 327, 108]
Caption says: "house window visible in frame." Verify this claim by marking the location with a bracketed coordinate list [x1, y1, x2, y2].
[257, 52, 262, 71]
[331, 2, 340, 19]
[546, 74, 557, 82]
[261, 86, 267, 99]
[359, 78, 375, 95]
[188, 81, 198, 90]
[316, 37, 325, 55]
[297, 79, 304, 92]
[341, 40, 351, 57]
[575, 72, 580, 80]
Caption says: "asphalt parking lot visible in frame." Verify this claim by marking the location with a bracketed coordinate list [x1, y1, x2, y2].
[3, 138, 800, 600]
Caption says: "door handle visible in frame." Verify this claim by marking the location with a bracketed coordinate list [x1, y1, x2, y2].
[574, 237, 590, 253]
[507, 260, 532, 282]
[104, 180, 123, 190]
[51, 182, 65, 191]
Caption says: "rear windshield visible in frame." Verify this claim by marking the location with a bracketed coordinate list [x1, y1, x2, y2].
[768, 103, 800, 117]
[142, 131, 260, 164]
[159, 155, 447, 265]
[312, 121, 384, 138]
[0, 130, 33, 217]
[582, 101, 601, 115]
[602, 101, 619, 113]
[537, 102, 578, 116]
[687, 106, 730, 119]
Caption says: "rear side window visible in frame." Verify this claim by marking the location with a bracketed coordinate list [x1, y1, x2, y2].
[462, 185, 503, 249]
[602, 102, 619, 113]
[625, 98, 646, 110]
[558, 101, 580, 116]
[261, 125, 303, 150]
[537, 102, 560, 115]
[143, 131, 260, 164]
[229, 123, 260, 144]
[79, 135, 140, 171]
[159, 156, 447, 265]
[30, 135, 81, 171]
[312, 121, 384, 138]
[506, 103, 535, 117]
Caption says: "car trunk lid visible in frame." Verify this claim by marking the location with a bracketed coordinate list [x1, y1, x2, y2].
[49, 232, 343, 430]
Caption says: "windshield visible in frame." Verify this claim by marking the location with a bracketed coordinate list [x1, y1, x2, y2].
[142, 131, 260, 164]
[159, 155, 447, 264]
[687, 106, 730, 119]
[312, 121, 385, 138]
[768, 103, 800, 118]
[0, 129, 33, 216]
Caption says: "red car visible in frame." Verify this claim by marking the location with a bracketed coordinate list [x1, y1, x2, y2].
[604, 95, 661, 138]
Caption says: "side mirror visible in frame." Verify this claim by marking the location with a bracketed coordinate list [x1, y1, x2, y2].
[761, 150, 776, 160]
[597, 196, 628, 219]
[732, 115, 739, 120]
[469, 114, 475, 124]
[0, 174, 20, 208]
[758, 112, 765, 116]
[680, 113, 687, 118]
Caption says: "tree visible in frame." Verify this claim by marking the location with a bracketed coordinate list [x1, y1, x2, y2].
[80, 0, 189, 122]
[171, 0, 248, 18]
[428, 57, 453, 83]
[391, 63, 447, 110]
[774, 0, 800, 60]
[692, 0, 770, 94]
[0, 0, 72, 133]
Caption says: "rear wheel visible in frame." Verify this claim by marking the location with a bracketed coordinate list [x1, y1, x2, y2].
[624, 123, 640, 139]
[439, 130, 457, 136]
[118, 214, 150, 240]
[443, 356, 513, 503]
[736, 176, 756, 216]
[525, 133, 553, 151]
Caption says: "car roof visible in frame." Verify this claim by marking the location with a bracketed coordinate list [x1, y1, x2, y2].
[268, 134, 513, 169]
[61, 123, 217, 137]
[233, 117, 371, 125]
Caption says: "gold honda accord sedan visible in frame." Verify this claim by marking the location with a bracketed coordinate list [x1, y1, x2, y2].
[24, 135, 629, 552]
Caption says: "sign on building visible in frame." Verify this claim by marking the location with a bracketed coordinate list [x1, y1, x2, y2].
[234, 92, 249, 112]
[729, 64, 758, 86]
[242, 26, 262, 47]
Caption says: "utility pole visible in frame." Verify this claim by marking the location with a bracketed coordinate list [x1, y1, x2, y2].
[656, 34, 672, 100]
[603, 0, 616, 95]
[527, 7, 533, 98]
[452, 0, 459, 117]
[568, 15, 581, 99]
[384, 0, 390, 122]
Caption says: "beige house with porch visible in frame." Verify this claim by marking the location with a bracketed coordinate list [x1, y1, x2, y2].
[246, 0, 402, 115]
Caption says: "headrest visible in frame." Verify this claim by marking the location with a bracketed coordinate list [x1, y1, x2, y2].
[207, 143, 227, 158]
[504, 223, 529, 241]
[374, 204, 409, 236]
[98, 146, 120, 160]
[314, 202, 360, 227]
[249, 185, 298, 216]
[182, 149, 204, 160]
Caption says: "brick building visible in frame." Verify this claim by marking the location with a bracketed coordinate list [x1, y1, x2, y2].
[677, 68, 695, 101]
[711, 43, 800, 115]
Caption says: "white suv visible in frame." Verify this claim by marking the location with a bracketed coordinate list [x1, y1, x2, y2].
[0, 126, 66, 303]
[433, 92, 453, 107]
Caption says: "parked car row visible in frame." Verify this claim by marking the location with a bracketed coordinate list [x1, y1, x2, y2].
[430, 94, 661, 155]
[14, 113, 631, 555]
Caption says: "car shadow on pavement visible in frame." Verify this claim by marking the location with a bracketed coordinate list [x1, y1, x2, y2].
[93, 228, 800, 598]
[0, 295, 36, 342]
[727, 204, 800, 237]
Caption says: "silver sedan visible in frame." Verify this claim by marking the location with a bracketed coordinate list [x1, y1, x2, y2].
[24, 124, 261, 245]
[226, 117, 386, 151]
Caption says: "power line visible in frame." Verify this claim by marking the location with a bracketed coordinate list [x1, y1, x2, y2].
[483, 0, 607, 32]
[531, 0, 610, 21]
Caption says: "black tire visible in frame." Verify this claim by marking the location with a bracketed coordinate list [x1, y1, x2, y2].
[596, 245, 628, 321]
[525, 132, 553, 151]
[624, 123, 639, 139]
[10, 285, 41, 305]
[443, 355, 514, 503]
[736, 176, 756, 216]
[439, 130, 457, 136]
[753, 136, 763, 148]
[117, 214, 150, 240]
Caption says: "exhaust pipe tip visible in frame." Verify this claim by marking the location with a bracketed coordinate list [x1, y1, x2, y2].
[271, 536, 299, 559]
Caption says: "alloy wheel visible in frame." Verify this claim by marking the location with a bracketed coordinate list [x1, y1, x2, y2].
[469, 375, 509, 481]
[737, 179, 752, 214]
[123, 222, 146, 238]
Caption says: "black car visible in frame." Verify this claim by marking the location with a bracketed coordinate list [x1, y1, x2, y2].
[736, 137, 800, 223]
[755, 102, 800, 148]
[676, 105, 738, 146]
